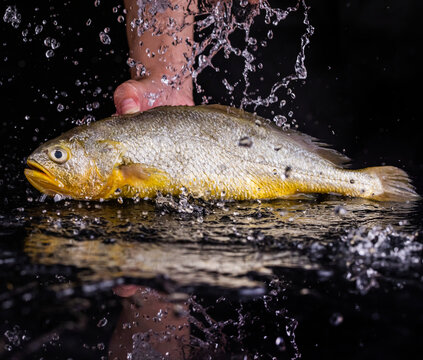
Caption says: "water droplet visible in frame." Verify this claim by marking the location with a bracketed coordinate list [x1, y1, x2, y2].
[50, 38, 60, 49]
[238, 136, 253, 147]
[135, 63, 146, 77]
[161, 75, 169, 85]
[334, 205, 347, 216]
[275, 336, 286, 350]
[329, 313, 343, 326]
[34, 24, 43, 34]
[222, 79, 234, 93]
[45, 49, 54, 58]
[97, 318, 108, 327]
[274, 115, 287, 127]
[99, 31, 111, 45]
[126, 57, 137, 67]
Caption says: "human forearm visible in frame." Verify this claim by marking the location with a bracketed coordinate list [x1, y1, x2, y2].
[114, 0, 196, 114]
[124, 0, 196, 86]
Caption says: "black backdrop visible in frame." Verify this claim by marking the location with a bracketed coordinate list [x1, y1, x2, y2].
[1, 0, 422, 190]
[1, 2, 423, 359]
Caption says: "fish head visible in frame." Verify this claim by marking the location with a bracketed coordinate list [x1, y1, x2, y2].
[25, 132, 125, 200]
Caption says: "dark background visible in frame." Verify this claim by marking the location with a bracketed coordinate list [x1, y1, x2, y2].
[1, 0, 422, 188]
[1, 1, 423, 359]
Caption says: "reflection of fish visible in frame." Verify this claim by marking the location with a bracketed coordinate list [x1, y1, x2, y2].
[25, 105, 419, 202]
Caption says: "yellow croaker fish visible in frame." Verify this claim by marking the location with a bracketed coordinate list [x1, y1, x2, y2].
[25, 105, 419, 202]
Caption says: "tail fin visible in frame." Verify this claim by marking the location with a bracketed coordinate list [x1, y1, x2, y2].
[361, 166, 420, 202]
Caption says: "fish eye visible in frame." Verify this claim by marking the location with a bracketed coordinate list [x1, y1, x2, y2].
[48, 147, 69, 164]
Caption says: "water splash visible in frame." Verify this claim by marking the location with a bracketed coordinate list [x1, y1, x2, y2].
[3, 6, 21, 29]
[4, 325, 30, 349]
[99, 30, 111, 45]
[2, 1, 312, 128]
[155, 188, 207, 215]
[130, 0, 313, 126]
[184, 277, 302, 359]
[340, 225, 422, 294]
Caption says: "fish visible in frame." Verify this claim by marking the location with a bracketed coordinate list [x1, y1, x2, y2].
[24, 104, 420, 202]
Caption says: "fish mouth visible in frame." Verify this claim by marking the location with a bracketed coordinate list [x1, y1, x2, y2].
[24, 160, 65, 196]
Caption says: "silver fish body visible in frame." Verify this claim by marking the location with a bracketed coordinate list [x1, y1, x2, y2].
[24, 105, 419, 201]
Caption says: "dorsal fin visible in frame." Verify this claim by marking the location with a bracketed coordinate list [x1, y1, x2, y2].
[202, 104, 350, 167]
[198, 104, 263, 123]
[282, 129, 351, 167]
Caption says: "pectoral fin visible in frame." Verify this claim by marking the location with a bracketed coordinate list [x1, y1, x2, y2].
[93, 140, 127, 181]
[114, 163, 173, 198]
[119, 163, 152, 181]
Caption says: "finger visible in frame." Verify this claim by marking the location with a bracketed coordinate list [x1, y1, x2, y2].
[113, 284, 139, 297]
[113, 80, 142, 115]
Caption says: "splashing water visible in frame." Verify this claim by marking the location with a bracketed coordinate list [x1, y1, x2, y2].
[130, 0, 313, 126]
[339, 225, 422, 294]
[193, 0, 313, 113]
[2, 1, 312, 127]
[3, 6, 21, 29]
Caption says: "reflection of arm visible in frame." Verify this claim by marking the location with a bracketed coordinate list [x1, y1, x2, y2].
[123, 0, 196, 87]
[109, 286, 190, 359]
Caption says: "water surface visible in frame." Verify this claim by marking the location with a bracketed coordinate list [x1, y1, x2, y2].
[1, 193, 422, 359]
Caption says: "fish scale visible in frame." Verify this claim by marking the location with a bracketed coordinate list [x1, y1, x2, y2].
[24, 105, 420, 202]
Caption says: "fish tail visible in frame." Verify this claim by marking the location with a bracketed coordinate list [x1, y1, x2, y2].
[360, 166, 420, 202]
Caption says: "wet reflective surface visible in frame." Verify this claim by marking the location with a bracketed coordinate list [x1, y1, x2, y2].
[1, 189, 423, 359]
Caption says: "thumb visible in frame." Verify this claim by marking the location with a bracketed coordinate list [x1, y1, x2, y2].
[113, 80, 142, 115]
[113, 284, 139, 298]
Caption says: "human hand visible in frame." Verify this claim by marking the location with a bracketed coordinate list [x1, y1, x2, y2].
[115, 0, 262, 115]
[114, 0, 195, 115]
[114, 76, 194, 115]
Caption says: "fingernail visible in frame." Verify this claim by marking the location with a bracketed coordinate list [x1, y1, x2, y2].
[120, 98, 139, 114]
